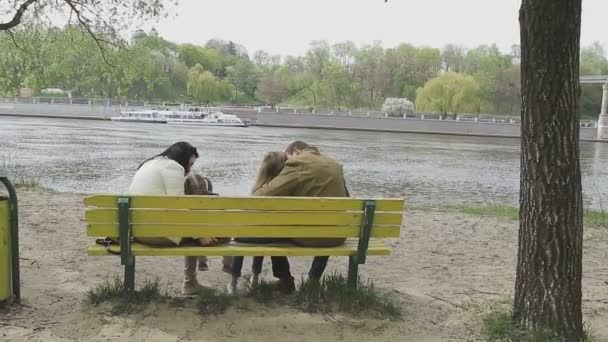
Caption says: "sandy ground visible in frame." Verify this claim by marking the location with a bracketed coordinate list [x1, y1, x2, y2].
[1, 190, 607, 341]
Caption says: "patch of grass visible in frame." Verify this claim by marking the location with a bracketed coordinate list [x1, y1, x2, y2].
[582, 210, 608, 227]
[197, 287, 234, 315]
[249, 279, 274, 303]
[14, 177, 45, 190]
[1, 154, 45, 191]
[422, 204, 608, 228]
[460, 205, 519, 220]
[86, 276, 162, 315]
[482, 306, 520, 341]
[294, 273, 403, 320]
[482, 306, 596, 342]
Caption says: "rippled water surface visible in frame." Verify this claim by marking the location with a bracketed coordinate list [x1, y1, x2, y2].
[2, 116, 608, 208]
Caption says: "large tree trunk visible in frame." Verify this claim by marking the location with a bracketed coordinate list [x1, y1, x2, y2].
[514, 0, 583, 340]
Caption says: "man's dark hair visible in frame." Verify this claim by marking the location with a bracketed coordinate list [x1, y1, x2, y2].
[285, 141, 311, 155]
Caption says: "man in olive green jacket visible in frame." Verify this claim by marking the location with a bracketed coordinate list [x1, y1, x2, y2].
[254, 141, 350, 292]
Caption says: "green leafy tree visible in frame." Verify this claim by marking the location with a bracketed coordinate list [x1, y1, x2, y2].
[415, 72, 481, 118]
[321, 61, 355, 109]
[256, 72, 288, 108]
[187, 64, 233, 104]
[441, 44, 466, 72]
[579, 42, 608, 117]
[226, 58, 260, 99]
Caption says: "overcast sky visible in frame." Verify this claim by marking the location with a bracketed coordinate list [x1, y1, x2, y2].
[150, 0, 607, 56]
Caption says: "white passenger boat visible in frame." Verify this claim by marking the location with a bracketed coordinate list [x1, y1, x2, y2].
[165, 111, 248, 127]
[110, 110, 167, 123]
[111, 108, 248, 127]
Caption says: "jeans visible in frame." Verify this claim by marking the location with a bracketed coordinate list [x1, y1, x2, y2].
[270, 256, 330, 279]
[230, 256, 263, 277]
[231, 237, 290, 277]
[232, 238, 331, 280]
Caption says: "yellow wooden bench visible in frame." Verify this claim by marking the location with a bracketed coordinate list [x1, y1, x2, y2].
[85, 195, 405, 291]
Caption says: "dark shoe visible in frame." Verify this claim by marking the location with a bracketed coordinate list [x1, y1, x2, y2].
[269, 276, 296, 294]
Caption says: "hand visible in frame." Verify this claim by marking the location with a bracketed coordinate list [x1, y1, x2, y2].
[198, 237, 219, 246]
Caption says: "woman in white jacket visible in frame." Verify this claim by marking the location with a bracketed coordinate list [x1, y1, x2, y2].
[128, 141, 203, 295]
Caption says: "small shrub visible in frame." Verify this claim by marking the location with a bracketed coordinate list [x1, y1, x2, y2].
[295, 273, 403, 320]
[249, 279, 274, 303]
[14, 177, 44, 190]
[86, 276, 162, 315]
[1, 154, 45, 191]
[482, 307, 518, 341]
[197, 287, 234, 315]
[86, 277, 124, 305]
[482, 306, 595, 342]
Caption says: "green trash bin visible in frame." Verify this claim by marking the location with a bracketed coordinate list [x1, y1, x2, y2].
[0, 167, 20, 305]
[0, 197, 10, 302]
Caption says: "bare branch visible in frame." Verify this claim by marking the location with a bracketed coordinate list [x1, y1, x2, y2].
[0, 0, 38, 31]
[5, 29, 26, 53]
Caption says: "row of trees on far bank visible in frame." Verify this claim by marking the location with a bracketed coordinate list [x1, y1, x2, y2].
[0, 24, 606, 118]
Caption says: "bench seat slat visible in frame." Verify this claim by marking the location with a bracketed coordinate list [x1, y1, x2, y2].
[87, 224, 401, 238]
[87, 240, 391, 257]
[85, 209, 403, 226]
[85, 195, 405, 212]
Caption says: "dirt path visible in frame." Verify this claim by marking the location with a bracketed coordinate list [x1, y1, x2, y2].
[1, 191, 607, 341]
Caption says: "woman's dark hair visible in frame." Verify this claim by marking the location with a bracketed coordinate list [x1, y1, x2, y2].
[138, 142, 199, 174]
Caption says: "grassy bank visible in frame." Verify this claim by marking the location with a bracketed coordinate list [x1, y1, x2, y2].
[415, 204, 608, 227]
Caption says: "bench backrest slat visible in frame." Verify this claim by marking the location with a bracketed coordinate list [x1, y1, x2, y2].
[84, 195, 405, 239]
[84, 195, 405, 212]
[86, 209, 402, 226]
[87, 224, 401, 238]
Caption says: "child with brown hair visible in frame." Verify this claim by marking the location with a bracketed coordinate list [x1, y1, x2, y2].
[227, 151, 288, 295]
[182, 173, 232, 295]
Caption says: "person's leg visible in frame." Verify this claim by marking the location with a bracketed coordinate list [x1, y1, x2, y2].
[227, 256, 244, 295]
[222, 256, 233, 274]
[197, 256, 208, 271]
[270, 256, 290, 278]
[136, 238, 200, 295]
[234, 238, 293, 293]
[309, 256, 330, 280]
[182, 256, 202, 295]
[231, 256, 245, 277]
[250, 256, 264, 285]
[270, 256, 295, 293]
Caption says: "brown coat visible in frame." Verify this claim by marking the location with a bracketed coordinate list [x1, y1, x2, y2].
[254, 148, 349, 247]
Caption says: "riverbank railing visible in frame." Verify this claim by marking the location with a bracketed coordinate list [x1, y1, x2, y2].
[0, 97, 598, 127]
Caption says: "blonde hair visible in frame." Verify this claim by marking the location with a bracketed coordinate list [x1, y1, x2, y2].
[252, 151, 288, 194]
[185, 173, 213, 195]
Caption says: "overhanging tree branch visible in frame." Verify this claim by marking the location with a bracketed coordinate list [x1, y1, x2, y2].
[0, 0, 38, 31]
[5, 28, 26, 53]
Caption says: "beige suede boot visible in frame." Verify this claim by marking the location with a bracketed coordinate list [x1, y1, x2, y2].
[182, 256, 203, 295]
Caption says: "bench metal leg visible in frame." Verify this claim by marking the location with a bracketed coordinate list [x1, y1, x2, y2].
[347, 255, 358, 289]
[118, 197, 134, 292]
[124, 256, 135, 292]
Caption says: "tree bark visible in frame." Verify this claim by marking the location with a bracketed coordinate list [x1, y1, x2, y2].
[514, 0, 583, 340]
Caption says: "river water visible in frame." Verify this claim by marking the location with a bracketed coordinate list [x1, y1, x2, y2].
[2, 116, 608, 208]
